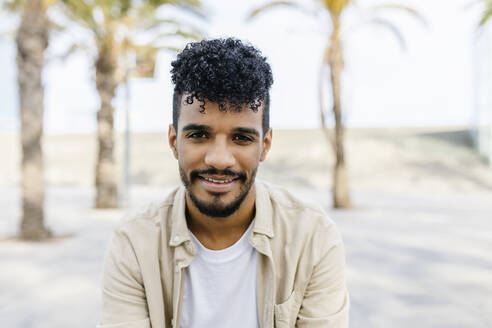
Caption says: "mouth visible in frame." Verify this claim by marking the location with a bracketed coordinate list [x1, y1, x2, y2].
[197, 175, 240, 193]
[200, 176, 237, 184]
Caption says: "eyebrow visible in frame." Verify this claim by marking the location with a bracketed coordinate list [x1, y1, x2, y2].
[181, 124, 260, 137]
[233, 127, 260, 137]
[181, 124, 212, 132]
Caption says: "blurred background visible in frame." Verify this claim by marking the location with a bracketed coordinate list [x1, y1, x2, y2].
[1, 0, 492, 327]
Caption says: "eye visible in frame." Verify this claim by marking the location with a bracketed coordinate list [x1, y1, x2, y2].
[187, 131, 208, 139]
[232, 134, 254, 143]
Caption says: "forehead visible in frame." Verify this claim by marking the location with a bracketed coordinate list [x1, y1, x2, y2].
[178, 98, 263, 131]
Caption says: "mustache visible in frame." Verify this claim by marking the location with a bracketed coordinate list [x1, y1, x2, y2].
[190, 168, 246, 181]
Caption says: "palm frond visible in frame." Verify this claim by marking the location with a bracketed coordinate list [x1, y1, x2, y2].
[158, 44, 183, 53]
[57, 43, 89, 60]
[248, 1, 307, 20]
[369, 3, 427, 27]
[368, 17, 407, 51]
[43, 0, 60, 9]
[479, 2, 492, 26]
[48, 19, 65, 32]
[162, 0, 206, 20]
[140, 17, 180, 29]
[61, 0, 98, 32]
[180, 0, 202, 8]
[136, 39, 185, 54]
[151, 29, 203, 42]
[177, 1, 206, 18]
[149, 0, 202, 9]
[136, 17, 197, 32]
[4, 0, 23, 11]
[130, 44, 159, 78]
[175, 28, 203, 40]
[58, 0, 205, 82]
[5, 0, 59, 11]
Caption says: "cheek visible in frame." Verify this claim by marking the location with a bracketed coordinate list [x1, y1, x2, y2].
[178, 144, 205, 169]
[237, 150, 262, 172]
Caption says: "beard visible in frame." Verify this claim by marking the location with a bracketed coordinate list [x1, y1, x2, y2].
[179, 166, 257, 218]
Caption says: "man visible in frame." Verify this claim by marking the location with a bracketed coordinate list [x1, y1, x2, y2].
[98, 38, 349, 328]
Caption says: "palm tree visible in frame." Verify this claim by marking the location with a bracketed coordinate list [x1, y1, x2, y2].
[61, 0, 203, 208]
[479, 0, 492, 26]
[5, 0, 56, 240]
[250, 0, 423, 208]
[473, 1, 492, 165]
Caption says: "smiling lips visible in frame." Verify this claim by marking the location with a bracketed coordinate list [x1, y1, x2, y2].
[202, 176, 235, 183]
[198, 175, 239, 193]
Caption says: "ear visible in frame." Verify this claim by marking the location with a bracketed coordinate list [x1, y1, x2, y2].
[260, 128, 272, 162]
[168, 124, 178, 159]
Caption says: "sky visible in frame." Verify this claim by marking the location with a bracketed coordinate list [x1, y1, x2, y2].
[0, 0, 490, 135]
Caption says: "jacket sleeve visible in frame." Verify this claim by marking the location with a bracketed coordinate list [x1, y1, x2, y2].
[296, 223, 350, 328]
[97, 230, 151, 328]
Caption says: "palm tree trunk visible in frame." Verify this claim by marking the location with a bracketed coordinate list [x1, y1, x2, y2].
[94, 36, 118, 208]
[16, 0, 52, 239]
[319, 47, 336, 152]
[328, 17, 352, 209]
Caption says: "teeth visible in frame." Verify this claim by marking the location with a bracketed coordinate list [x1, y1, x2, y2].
[203, 177, 234, 184]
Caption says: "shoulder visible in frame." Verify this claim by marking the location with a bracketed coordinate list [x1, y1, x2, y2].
[112, 187, 180, 245]
[261, 181, 333, 224]
[260, 181, 342, 248]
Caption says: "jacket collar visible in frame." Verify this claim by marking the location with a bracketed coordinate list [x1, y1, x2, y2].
[168, 186, 192, 247]
[168, 180, 274, 248]
[251, 180, 274, 238]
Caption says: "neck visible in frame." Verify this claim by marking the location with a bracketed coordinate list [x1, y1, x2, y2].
[185, 186, 256, 250]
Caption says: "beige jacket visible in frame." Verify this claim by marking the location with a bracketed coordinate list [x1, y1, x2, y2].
[98, 181, 349, 328]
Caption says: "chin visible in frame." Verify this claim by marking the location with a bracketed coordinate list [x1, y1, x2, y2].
[188, 180, 253, 218]
[189, 191, 246, 218]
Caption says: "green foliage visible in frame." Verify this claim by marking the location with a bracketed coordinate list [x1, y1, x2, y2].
[250, 1, 424, 49]
[248, 1, 303, 19]
[4, 0, 22, 11]
[61, 0, 203, 43]
[4, 0, 59, 12]
[61, 1, 96, 30]
[479, 0, 492, 26]
[60, 0, 204, 81]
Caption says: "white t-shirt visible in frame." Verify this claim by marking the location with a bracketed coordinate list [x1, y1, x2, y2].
[180, 221, 259, 328]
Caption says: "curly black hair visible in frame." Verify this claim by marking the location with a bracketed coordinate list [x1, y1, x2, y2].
[171, 38, 273, 134]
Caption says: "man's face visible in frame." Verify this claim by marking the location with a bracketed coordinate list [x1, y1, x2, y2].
[168, 97, 272, 218]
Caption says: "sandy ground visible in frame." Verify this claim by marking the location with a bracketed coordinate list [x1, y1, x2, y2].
[1, 128, 492, 327]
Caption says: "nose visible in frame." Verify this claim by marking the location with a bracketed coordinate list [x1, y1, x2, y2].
[204, 137, 236, 170]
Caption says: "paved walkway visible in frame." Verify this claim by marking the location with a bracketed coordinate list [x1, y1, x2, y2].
[1, 186, 491, 327]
